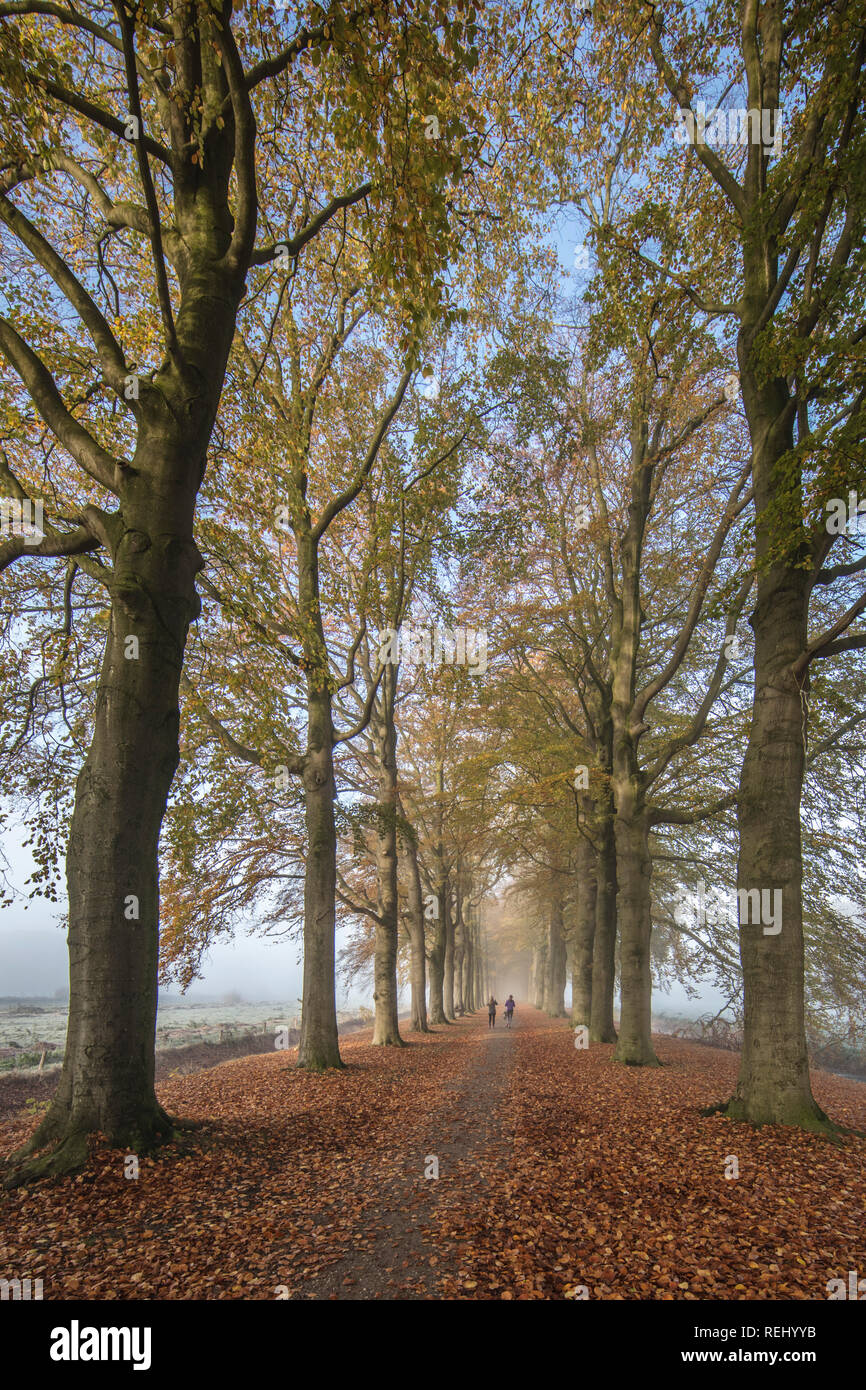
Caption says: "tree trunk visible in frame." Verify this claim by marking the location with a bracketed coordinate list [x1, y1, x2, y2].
[297, 533, 342, 1071]
[590, 802, 618, 1044]
[534, 936, 548, 1009]
[726, 409, 825, 1125]
[399, 813, 429, 1033]
[427, 880, 448, 1024]
[428, 762, 449, 1024]
[371, 670, 404, 1046]
[454, 876, 466, 1015]
[473, 912, 484, 1008]
[613, 809, 658, 1066]
[572, 825, 597, 1028]
[544, 896, 568, 1016]
[463, 901, 475, 1011]
[298, 678, 343, 1069]
[8, 491, 203, 1181]
[443, 882, 455, 1020]
[683, 0, 827, 1134]
[4, 146, 252, 1183]
[476, 913, 487, 1004]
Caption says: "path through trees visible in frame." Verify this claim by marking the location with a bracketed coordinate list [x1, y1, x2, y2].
[2, 1009, 863, 1300]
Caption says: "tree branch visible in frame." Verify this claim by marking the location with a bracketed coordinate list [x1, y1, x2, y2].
[0, 319, 125, 492]
[251, 184, 373, 266]
[650, 790, 737, 827]
[113, 0, 178, 354]
[633, 461, 752, 721]
[38, 76, 170, 164]
[0, 193, 129, 396]
[313, 366, 413, 541]
[244, 5, 376, 90]
[793, 588, 866, 679]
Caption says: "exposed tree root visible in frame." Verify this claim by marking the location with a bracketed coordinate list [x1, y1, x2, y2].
[2, 1102, 188, 1189]
[3, 1130, 91, 1189]
[612, 1051, 662, 1068]
[295, 1057, 347, 1073]
[700, 1095, 858, 1142]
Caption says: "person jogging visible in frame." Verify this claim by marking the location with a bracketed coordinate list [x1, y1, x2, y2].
[504, 995, 515, 1027]
[487, 996, 498, 1028]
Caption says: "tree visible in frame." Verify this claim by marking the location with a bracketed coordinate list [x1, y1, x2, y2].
[641, 0, 866, 1126]
[0, 0, 479, 1179]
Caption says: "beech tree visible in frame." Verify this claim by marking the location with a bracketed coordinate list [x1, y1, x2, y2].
[3, 0, 865, 1199]
[331, 369, 481, 1045]
[0, 0, 479, 1180]
[637, 0, 866, 1126]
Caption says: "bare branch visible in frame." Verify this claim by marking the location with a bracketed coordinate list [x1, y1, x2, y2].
[313, 367, 413, 541]
[0, 318, 125, 492]
[806, 709, 866, 768]
[113, 0, 177, 354]
[38, 76, 170, 164]
[649, 790, 737, 827]
[794, 588, 866, 678]
[0, 193, 129, 396]
[251, 184, 372, 266]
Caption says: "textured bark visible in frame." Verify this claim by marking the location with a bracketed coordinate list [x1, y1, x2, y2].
[590, 799, 618, 1044]
[726, 398, 824, 1124]
[613, 809, 658, 1066]
[6, 175, 249, 1183]
[543, 896, 568, 1016]
[572, 824, 597, 1028]
[533, 937, 548, 1010]
[399, 814, 429, 1033]
[427, 881, 448, 1024]
[443, 885, 455, 1020]
[371, 669, 404, 1046]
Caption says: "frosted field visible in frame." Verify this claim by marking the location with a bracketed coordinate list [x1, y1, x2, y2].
[0, 997, 366, 1067]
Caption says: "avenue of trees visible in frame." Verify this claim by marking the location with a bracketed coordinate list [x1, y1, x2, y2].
[1, 0, 865, 1186]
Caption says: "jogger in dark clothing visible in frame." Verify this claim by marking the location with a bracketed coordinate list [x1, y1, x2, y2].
[487, 997, 498, 1028]
[504, 995, 515, 1027]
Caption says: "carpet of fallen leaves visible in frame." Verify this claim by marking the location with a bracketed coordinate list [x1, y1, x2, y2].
[1, 1007, 864, 1300]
